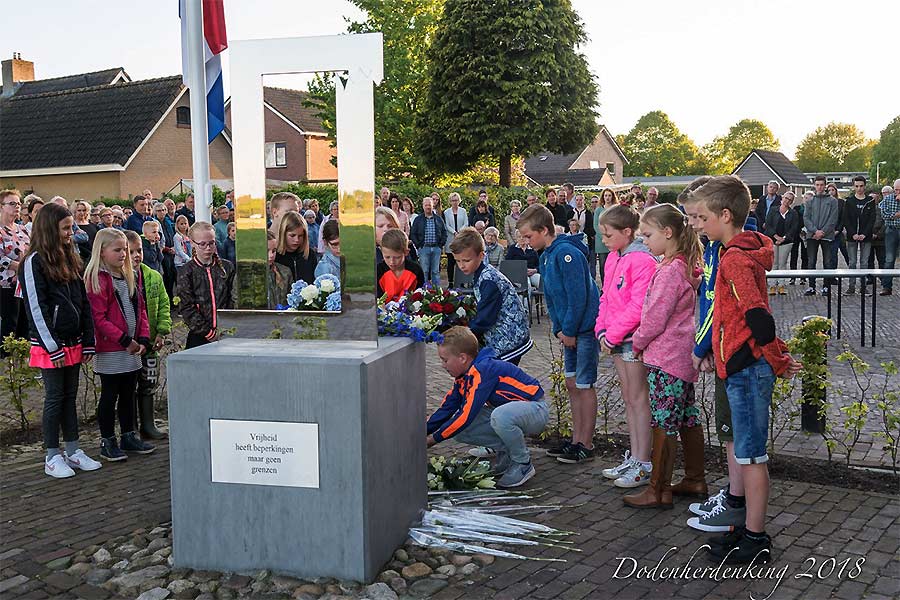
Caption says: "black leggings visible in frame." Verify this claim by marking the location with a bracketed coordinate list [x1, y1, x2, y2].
[97, 371, 139, 438]
[446, 253, 457, 288]
[42, 365, 81, 449]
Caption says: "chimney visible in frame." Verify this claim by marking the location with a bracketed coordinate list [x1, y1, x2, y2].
[2, 53, 35, 97]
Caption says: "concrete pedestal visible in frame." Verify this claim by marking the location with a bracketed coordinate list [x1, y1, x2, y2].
[167, 338, 426, 582]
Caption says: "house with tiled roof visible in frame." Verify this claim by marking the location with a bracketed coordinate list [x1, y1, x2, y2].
[0, 54, 233, 201]
[224, 86, 337, 184]
[523, 126, 628, 188]
[732, 149, 813, 197]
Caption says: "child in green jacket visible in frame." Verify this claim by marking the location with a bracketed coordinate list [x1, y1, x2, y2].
[126, 231, 171, 439]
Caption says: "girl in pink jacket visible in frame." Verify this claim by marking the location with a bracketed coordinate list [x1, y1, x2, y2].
[595, 205, 657, 489]
[623, 204, 703, 510]
[85, 228, 155, 462]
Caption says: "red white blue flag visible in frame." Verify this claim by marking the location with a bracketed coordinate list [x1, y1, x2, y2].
[180, 0, 228, 144]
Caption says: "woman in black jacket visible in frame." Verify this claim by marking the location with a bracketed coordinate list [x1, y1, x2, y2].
[764, 192, 801, 295]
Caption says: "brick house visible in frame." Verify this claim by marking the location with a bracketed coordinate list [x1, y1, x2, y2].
[523, 126, 628, 187]
[224, 86, 337, 184]
[0, 55, 233, 201]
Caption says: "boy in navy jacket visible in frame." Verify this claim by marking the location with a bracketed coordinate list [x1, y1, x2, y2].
[427, 327, 547, 488]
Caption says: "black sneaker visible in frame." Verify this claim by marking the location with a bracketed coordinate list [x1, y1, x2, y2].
[556, 443, 595, 464]
[545, 439, 573, 457]
[121, 431, 155, 454]
[707, 531, 772, 565]
[708, 526, 745, 548]
[803, 287, 816, 296]
[100, 437, 127, 462]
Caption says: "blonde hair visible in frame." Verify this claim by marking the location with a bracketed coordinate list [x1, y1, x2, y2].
[449, 227, 485, 254]
[677, 176, 713, 205]
[0, 188, 20, 203]
[175, 214, 189, 232]
[375, 206, 401, 229]
[598, 204, 640, 233]
[439, 326, 479, 358]
[380, 228, 408, 253]
[690, 175, 751, 225]
[641, 204, 702, 279]
[276, 211, 310, 257]
[85, 228, 135, 296]
[142, 220, 159, 234]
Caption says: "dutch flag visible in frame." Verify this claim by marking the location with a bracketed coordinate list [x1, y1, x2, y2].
[180, 0, 227, 144]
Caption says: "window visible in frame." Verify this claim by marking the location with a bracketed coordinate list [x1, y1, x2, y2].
[176, 106, 191, 127]
[265, 142, 287, 168]
[606, 162, 615, 176]
[589, 160, 600, 169]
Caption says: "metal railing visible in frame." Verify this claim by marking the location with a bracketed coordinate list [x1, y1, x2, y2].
[767, 269, 900, 347]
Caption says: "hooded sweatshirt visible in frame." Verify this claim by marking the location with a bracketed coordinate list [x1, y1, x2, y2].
[631, 255, 701, 383]
[713, 231, 791, 379]
[594, 239, 657, 346]
[803, 193, 839, 241]
[540, 234, 600, 338]
[843, 195, 876, 240]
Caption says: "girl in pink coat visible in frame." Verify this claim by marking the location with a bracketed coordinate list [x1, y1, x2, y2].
[623, 204, 703, 509]
[595, 205, 657, 489]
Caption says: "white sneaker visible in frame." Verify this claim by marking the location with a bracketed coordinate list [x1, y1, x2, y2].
[613, 461, 651, 488]
[45, 454, 76, 479]
[65, 449, 103, 472]
[689, 487, 726, 516]
[468, 446, 496, 459]
[601, 451, 634, 480]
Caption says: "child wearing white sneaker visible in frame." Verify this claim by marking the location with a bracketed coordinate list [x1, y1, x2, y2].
[18, 202, 102, 478]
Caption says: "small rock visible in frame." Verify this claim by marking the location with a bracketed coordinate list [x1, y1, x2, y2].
[129, 556, 155, 570]
[362, 582, 398, 600]
[150, 527, 168, 537]
[387, 561, 406, 572]
[132, 549, 151, 560]
[271, 574, 303, 590]
[154, 547, 172, 559]
[392, 549, 409, 562]
[112, 559, 130, 572]
[408, 578, 447, 597]
[72, 553, 89, 564]
[168, 579, 199, 599]
[400, 562, 432, 580]
[110, 565, 171, 590]
[422, 558, 439, 570]
[250, 580, 271, 595]
[132, 535, 150, 549]
[66, 562, 93, 577]
[377, 570, 400, 584]
[459, 563, 479, 576]
[93, 548, 113, 565]
[167, 556, 175, 567]
[388, 577, 406, 595]
[294, 583, 324, 596]
[136, 587, 171, 600]
[219, 574, 251, 589]
[86, 545, 100, 555]
[46, 555, 72, 570]
[435, 556, 448, 566]
[169, 568, 193, 580]
[473, 554, 494, 566]
[436, 565, 456, 576]
[149, 554, 168, 566]
[197, 581, 219, 593]
[325, 583, 342, 594]
[196, 595, 215, 600]
[311, 577, 335, 585]
[430, 574, 449, 580]
[115, 543, 141, 558]
[292, 593, 317, 600]
[85, 568, 114, 585]
[338, 580, 360, 594]
[428, 547, 451, 557]
[140, 579, 168, 593]
[215, 587, 235, 600]
[450, 555, 472, 567]
[254, 569, 271, 581]
[147, 538, 170, 553]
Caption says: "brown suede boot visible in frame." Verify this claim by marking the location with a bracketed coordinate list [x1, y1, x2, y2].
[624, 428, 675, 509]
[670, 426, 708, 498]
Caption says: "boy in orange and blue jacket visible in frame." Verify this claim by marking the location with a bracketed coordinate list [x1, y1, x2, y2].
[426, 327, 547, 489]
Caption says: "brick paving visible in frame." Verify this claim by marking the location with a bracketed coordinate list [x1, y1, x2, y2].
[0, 278, 897, 598]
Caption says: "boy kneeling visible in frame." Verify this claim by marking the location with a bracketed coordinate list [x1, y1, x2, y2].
[426, 327, 548, 488]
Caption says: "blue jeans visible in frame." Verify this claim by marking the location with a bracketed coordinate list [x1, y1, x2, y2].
[455, 400, 549, 464]
[563, 332, 599, 389]
[725, 357, 775, 465]
[884, 226, 899, 290]
[418, 246, 442, 288]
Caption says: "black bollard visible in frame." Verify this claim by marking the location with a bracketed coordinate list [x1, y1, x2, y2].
[799, 315, 829, 434]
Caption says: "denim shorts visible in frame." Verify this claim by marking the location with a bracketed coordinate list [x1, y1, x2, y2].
[563, 333, 599, 389]
[610, 340, 640, 363]
[725, 357, 775, 464]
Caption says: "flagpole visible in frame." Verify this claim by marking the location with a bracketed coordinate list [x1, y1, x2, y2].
[185, 0, 212, 223]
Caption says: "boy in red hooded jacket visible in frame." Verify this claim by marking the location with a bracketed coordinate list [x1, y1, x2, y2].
[693, 175, 802, 566]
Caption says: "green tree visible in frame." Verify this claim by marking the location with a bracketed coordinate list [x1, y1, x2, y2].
[870, 115, 900, 184]
[619, 111, 701, 176]
[305, 0, 444, 180]
[416, 0, 599, 187]
[702, 119, 780, 175]
[795, 122, 874, 172]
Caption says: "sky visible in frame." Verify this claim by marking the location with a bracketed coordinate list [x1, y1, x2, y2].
[4, 0, 898, 159]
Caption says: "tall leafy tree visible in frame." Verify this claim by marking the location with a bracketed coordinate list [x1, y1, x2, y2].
[702, 119, 779, 175]
[795, 122, 874, 172]
[619, 111, 701, 176]
[870, 115, 900, 184]
[305, 0, 444, 180]
[416, 0, 599, 187]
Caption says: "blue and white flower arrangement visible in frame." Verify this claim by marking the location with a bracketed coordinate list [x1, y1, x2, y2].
[286, 274, 342, 311]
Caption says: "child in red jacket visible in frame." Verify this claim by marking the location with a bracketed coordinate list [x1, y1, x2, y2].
[692, 176, 801, 565]
[85, 228, 155, 462]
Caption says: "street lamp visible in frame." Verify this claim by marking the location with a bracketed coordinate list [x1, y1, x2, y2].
[877, 160, 887, 184]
